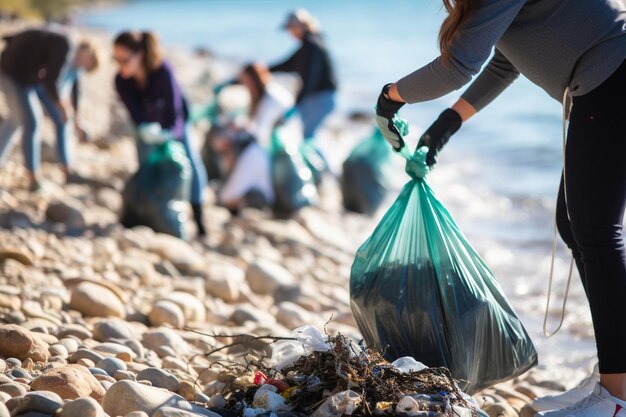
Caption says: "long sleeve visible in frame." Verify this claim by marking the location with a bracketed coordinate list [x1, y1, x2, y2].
[115, 75, 143, 126]
[269, 47, 301, 73]
[153, 64, 187, 139]
[42, 35, 71, 101]
[461, 49, 520, 112]
[396, 0, 526, 104]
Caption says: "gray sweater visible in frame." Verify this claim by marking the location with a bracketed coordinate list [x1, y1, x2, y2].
[396, 0, 626, 111]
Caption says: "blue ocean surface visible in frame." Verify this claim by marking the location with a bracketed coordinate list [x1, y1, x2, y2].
[78, 0, 597, 377]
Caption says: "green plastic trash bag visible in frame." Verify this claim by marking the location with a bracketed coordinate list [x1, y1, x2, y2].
[270, 123, 318, 217]
[350, 143, 537, 394]
[121, 140, 191, 239]
[341, 128, 393, 215]
[300, 141, 327, 187]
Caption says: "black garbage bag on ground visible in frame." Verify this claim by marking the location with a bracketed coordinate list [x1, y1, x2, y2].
[350, 141, 537, 394]
[341, 128, 392, 215]
[270, 125, 318, 217]
[121, 140, 191, 239]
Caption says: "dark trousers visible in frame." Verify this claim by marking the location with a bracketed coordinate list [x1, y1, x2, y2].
[556, 60, 626, 374]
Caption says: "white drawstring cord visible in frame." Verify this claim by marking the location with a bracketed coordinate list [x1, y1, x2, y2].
[543, 87, 576, 338]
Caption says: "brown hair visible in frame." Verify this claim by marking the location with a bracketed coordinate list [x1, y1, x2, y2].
[242, 63, 270, 118]
[113, 31, 163, 72]
[438, 0, 478, 63]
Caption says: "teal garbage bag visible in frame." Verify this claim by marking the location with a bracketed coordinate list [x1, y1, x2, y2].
[269, 124, 318, 217]
[121, 140, 191, 239]
[341, 128, 393, 215]
[299, 141, 327, 187]
[350, 142, 537, 394]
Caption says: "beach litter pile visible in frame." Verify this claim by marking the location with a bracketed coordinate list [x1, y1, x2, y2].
[203, 326, 483, 417]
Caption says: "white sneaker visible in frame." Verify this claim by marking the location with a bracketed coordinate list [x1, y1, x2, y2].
[532, 363, 600, 412]
[536, 383, 626, 417]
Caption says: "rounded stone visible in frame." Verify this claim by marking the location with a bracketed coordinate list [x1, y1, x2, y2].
[30, 364, 106, 400]
[0, 382, 28, 398]
[176, 381, 196, 402]
[92, 320, 136, 342]
[135, 368, 180, 391]
[101, 380, 188, 416]
[48, 344, 69, 359]
[149, 301, 185, 329]
[5, 391, 62, 416]
[57, 397, 104, 417]
[69, 348, 104, 365]
[0, 325, 49, 363]
[245, 259, 296, 295]
[69, 282, 125, 319]
[95, 357, 127, 377]
[160, 292, 206, 323]
[10, 368, 32, 380]
[88, 367, 109, 377]
[58, 339, 79, 355]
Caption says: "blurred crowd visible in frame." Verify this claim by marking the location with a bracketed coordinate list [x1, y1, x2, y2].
[0, 9, 390, 240]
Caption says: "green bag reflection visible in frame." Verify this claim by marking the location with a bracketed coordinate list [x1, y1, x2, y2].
[350, 142, 537, 394]
[341, 128, 393, 215]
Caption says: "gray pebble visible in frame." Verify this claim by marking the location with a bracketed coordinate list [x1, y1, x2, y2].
[69, 348, 104, 364]
[135, 368, 180, 391]
[95, 357, 127, 376]
[5, 359, 21, 368]
[5, 391, 63, 415]
[10, 368, 31, 380]
[88, 367, 109, 377]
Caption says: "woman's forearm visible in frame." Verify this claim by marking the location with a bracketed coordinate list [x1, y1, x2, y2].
[451, 98, 477, 122]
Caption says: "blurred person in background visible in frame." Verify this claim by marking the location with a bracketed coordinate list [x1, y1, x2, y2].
[240, 62, 294, 147]
[0, 28, 99, 190]
[270, 9, 337, 141]
[211, 126, 274, 215]
[113, 30, 208, 236]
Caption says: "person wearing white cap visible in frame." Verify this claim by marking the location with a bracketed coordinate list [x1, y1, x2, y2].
[269, 9, 337, 141]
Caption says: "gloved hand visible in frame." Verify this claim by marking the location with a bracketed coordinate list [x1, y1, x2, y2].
[417, 108, 462, 166]
[376, 83, 406, 151]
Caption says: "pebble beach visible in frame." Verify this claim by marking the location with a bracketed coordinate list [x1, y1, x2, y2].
[0, 21, 593, 417]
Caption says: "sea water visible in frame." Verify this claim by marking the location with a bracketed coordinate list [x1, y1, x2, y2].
[78, 0, 598, 383]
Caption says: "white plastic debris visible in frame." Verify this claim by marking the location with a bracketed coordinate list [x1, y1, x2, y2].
[396, 396, 421, 414]
[253, 389, 287, 411]
[391, 356, 428, 373]
[270, 325, 332, 369]
[311, 390, 362, 417]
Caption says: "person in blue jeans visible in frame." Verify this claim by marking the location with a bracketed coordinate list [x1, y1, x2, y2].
[270, 9, 337, 141]
[113, 31, 208, 237]
[0, 29, 99, 190]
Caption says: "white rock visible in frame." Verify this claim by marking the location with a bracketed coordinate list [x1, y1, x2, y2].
[160, 292, 206, 322]
[69, 282, 125, 318]
[245, 259, 296, 295]
[149, 300, 185, 329]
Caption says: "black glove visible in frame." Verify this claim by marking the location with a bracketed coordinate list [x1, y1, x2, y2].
[375, 83, 406, 151]
[417, 108, 462, 166]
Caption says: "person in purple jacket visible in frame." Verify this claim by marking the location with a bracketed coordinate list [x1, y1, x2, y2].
[113, 31, 207, 237]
